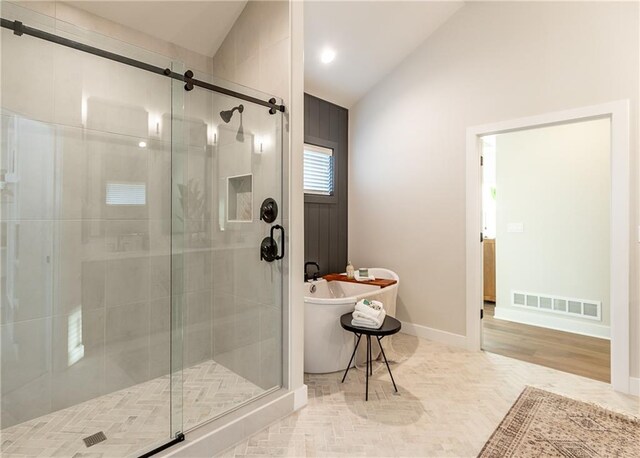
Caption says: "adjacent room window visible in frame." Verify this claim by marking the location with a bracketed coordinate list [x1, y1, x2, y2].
[106, 182, 147, 205]
[67, 306, 84, 367]
[304, 143, 334, 195]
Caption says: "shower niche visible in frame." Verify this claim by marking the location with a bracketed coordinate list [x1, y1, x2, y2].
[227, 173, 253, 222]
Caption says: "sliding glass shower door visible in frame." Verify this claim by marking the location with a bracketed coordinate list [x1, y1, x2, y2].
[1, 3, 182, 455]
[1, 2, 285, 456]
[177, 71, 284, 431]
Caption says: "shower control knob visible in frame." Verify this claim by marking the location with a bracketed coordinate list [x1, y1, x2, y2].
[260, 237, 278, 262]
[260, 198, 278, 223]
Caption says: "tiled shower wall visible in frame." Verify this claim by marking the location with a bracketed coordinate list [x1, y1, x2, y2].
[206, 0, 290, 390]
[0, 1, 213, 428]
[1, 0, 291, 429]
[212, 1, 290, 103]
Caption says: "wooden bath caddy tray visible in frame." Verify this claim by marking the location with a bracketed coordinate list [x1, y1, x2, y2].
[322, 273, 397, 288]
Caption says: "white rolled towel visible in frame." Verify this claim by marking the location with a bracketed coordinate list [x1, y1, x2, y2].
[353, 305, 384, 320]
[353, 310, 381, 322]
[354, 302, 384, 319]
[355, 299, 383, 312]
[351, 309, 386, 329]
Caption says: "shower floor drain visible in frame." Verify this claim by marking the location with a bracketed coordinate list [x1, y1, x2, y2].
[83, 431, 107, 447]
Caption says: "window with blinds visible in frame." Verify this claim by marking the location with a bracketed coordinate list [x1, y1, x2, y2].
[106, 182, 147, 205]
[304, 144, 334, 195]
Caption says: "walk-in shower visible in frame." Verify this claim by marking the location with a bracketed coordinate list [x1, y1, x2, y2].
[0, 3, 286, 456]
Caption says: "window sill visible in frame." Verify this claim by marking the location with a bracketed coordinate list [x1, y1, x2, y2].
[304, 193, 338, 204]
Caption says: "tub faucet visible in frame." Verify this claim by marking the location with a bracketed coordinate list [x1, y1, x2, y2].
[305, 262, 320, 282]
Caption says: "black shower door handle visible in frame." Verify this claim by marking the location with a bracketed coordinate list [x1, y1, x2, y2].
[260, 225, 285, 262]
[271, 224, 285, 260]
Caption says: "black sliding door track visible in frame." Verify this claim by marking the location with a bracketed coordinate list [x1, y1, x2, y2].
[138, 433, 185, 458]
[1, 18, 286, 114]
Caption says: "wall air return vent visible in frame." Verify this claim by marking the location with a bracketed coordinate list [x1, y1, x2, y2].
[539, 296, 553, 310]
[511, 290, 602, 321]
[514, 293, 526, 306]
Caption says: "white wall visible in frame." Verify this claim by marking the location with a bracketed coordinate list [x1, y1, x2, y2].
[288, 0, 306, 398]
[494, 119, 611, 337]
[349, 2, 639, 377]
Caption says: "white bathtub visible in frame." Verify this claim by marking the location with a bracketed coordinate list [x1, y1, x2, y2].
[304, 268, 399, 374]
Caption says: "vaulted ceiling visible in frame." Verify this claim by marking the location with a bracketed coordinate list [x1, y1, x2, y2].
[304, 1, 464, 108]
[68, 1, 463, 108]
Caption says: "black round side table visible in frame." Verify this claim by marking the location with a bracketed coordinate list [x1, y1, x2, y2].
[340, 313, 402, 401]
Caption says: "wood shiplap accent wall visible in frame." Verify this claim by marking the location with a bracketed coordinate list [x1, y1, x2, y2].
[304, 93, 348, 276]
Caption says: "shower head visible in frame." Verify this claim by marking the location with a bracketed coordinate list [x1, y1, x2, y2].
[220, 109, 233, 123]
[220, 104, 244, 123]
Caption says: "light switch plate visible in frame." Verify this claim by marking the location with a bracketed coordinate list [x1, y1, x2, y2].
[507, 222, 524, 233]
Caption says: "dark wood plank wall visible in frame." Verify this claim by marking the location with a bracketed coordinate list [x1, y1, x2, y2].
[304, 93, 348, 276]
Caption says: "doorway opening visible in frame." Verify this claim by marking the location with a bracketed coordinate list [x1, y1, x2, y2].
[467, 101, 630, 393]
[480, 118, 611, 382]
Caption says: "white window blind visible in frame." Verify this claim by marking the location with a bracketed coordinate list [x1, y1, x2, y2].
[106, 182, 147, 205]
[304, 144, 334, 195]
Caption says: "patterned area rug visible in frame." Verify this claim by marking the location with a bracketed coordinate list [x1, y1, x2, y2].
[479, 386, 640, 457]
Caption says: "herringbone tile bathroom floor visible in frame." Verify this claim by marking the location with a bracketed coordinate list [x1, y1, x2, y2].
[2, 333, 637, 458]
[0, 360, 263, 458]
[219, 333, 640, 458]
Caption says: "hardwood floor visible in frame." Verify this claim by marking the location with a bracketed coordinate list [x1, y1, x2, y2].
[482, 303, 611, 383]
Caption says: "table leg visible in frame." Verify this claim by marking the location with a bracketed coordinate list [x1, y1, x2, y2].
[370, 337, 373, 375]
[377, 336, 398, 392]
[341, 333, 362, 383]
[366, 336, 369, 375]
[365, 335, 370, 401]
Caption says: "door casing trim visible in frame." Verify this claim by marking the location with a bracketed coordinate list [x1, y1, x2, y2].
[465, 100, 631, 393]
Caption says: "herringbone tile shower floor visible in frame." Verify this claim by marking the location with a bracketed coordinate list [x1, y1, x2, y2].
[219, 333, 640, 458]
[0, 360, 263, 458]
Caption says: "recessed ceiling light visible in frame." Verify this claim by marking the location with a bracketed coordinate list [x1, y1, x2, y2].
[320, 48, 336, 64]
[138, 141, 147, 148]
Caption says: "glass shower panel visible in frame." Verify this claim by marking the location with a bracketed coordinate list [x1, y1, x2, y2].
[179, 73, 284, 430]
[171, 61, 187, 440]
[0, 3, 183, 455]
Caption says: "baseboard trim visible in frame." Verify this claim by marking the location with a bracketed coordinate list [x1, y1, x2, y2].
[400, 321, 467, 349]
[293, 384, 308, 410]
[494, 307, 611, 340]
[630, 377, 639, 396]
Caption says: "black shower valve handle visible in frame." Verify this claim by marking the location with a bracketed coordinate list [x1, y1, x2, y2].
[260, 198, 278, 223]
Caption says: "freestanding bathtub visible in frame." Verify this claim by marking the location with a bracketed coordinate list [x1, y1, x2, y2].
[304, 268, 400, 374]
